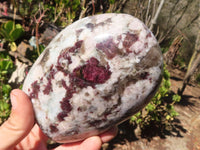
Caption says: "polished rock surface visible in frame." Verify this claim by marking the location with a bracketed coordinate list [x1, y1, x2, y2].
[23, 13, 163, 143]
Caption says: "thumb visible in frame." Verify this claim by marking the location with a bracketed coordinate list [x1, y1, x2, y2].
[0, 89, 35, 150]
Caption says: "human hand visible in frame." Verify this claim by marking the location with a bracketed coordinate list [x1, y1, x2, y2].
[0, 89, 118, 150]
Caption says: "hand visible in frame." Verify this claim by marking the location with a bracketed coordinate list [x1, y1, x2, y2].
[0, 89, 118, 150]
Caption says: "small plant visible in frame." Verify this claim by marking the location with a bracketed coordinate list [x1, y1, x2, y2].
[0, 84, 11, 124]
[0, 53, 14, 124]
[46, 0, 81, 26]
[0, 53, 14, 81]
[130, 65, 181, 130]
[0, 21, 24, 51]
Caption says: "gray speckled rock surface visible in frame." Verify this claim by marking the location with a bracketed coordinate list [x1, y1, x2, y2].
[23, 13, 163, 143]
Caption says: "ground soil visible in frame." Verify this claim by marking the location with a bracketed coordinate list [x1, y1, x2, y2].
[102, 67, 200, 150]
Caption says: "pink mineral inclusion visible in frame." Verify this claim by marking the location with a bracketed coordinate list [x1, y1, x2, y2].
[74, 57, 111, 86]
[29, 81, 40, 99]
[82, 57, 111, 84]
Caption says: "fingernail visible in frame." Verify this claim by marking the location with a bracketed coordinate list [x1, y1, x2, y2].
[10, 92, 17, 110]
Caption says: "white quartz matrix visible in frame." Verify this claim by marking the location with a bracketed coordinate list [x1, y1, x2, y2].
[23, 13, 163, 143]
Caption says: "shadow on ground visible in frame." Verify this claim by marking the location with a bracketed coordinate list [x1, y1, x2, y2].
[103, 91, 191, 150]
[176, 94, 198, 107]
[103, 116, 187, 150]
[103, 121, 138, 150]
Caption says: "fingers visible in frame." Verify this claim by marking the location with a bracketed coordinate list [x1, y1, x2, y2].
[0, 89, 118, 150]
[99, 126, 118, 143]
[54, 136, 102, 150]
[15, 124, 48, 150]
[54, 126, 118, 150]
[0, 89, 35, 150]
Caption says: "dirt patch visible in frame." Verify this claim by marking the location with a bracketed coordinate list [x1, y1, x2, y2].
[102, 67, 200, 150]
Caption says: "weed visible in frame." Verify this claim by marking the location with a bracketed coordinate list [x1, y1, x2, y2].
[0, 21, 24, 51]
[0, 53, 14, 124]
[130, 65, 181, 131]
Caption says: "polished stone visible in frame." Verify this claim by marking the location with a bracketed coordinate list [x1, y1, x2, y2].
[23, 13, 163, 143]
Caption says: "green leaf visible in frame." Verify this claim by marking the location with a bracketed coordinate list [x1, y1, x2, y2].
[4, 21, 14, 34]
[130, 116, 137, 122]
[1, 70, 7, 75]
[159, 86, 168, 96]
[170, 110, 179, 117]
[10, 27, 24, 42]
[0, 28, 9, 41]
[172, 94, 181, 103]
[0, 21, 24, 42]
[2, 84, 12, 95]
[15, 23, 23, 29]
[0, 60, 7, 70]
[157, 93, 161, 100]
[3, 103, 10, 110]
[0, 101, 4, 111]
[146, 103, 155, 112]
[136, 118, 142, 124]
[5, 59, 13, 70]
[9, 42, 17, 51]
[164, 79, 171, 89]
[166, 115, 171, 120]
[163, 69, 170, 80]
[135, 112, 141, 117]
[0, 55, 13, 72]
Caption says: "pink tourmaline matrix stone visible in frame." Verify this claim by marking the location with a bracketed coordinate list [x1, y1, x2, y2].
[23, 13, 163, 143]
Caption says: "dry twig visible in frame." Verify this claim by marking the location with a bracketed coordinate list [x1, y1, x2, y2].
[33, 4, 48, 56]
[145, 0, 151, 25]
[53, 3, 64, 23]
[79, 0, 87, 19]
[150, 0, 165, 31]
